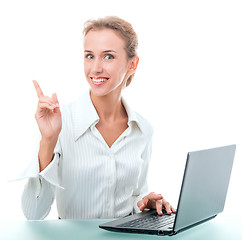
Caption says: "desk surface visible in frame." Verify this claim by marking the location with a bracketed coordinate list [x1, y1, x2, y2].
[0, 214, 241, 240]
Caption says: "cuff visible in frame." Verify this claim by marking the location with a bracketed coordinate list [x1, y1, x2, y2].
[10, 152, 64, 190]
[39, 153, 64, 189]
[133, 193, 148, 214]
[9, 150, 40, 181]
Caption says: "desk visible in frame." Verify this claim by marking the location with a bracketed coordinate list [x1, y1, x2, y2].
[0, 215, 241, 240]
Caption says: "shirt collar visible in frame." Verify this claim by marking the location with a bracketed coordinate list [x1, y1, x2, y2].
[72, 90, 142, 141]
[121, 96, 140, 127]
[72, 90, 99, 141]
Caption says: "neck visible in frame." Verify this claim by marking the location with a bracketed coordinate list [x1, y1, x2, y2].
[90, 90, 126, 122]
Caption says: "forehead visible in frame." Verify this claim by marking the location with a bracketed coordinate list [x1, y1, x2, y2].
[83, 28, 125, 52]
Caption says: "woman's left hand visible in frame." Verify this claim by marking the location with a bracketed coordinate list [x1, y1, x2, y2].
[137, 192, 176, 215]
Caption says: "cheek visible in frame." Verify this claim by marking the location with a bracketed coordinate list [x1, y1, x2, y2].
[84, 62, 90, 76]
[108, 63, 128, 79]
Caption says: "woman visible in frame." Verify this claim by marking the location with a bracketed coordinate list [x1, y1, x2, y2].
[22, 16, 176, 219]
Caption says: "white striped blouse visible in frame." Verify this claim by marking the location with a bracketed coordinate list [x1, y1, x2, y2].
[20, 90, 153, 220]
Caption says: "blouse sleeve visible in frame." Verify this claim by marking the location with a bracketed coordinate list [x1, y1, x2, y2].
[21, 137, 63, 220]
[132, 131, 153, 213]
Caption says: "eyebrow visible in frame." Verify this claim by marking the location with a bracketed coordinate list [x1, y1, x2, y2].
[84, 50, 117, 53]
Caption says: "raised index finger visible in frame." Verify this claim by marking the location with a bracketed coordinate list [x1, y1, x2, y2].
[33, 80, 44, 98]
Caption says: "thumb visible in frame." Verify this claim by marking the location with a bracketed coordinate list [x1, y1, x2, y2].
[52, 93, 61, 113]
[137, 198, 147, 211]
[52, 93, 59, 106]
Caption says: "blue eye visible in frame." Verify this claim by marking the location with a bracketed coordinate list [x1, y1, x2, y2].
[104, 54, 114, 60]
[86, 54, 94, 59]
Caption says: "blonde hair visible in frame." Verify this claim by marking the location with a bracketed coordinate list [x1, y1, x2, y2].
[83, 16, 138, 87]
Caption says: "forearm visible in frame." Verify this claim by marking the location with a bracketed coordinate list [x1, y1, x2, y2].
[39, 136, 58, 172]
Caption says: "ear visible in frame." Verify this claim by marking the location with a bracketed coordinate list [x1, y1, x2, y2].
[128, 56, 139, 74]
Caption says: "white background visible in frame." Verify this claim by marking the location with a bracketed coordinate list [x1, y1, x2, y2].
[0, 0, 241, 220]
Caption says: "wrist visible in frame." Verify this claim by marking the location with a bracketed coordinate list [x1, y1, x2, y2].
[40, 135, 58, 146]
[39, 137, 58, 172]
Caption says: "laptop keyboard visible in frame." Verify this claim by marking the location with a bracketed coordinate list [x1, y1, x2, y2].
[118, 212, 175, 229]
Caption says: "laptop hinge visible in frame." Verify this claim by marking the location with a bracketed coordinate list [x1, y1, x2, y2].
[173, 215, 217, 235]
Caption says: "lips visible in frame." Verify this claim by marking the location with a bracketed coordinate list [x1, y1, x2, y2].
[91, 77, 109, 85]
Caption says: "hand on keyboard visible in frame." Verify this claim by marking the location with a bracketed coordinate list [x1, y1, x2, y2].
[137, 192, 176, 216]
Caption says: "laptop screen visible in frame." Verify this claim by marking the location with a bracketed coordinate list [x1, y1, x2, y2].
[174, 145, 236, 232]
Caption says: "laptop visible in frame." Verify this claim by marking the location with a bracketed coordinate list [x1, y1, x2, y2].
[99, 144, 236, 236]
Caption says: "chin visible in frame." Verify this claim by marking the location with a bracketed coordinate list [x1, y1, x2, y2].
[89, 87, 110, 98]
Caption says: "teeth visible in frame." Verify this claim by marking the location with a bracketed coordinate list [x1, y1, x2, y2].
[92, 78, 108, 83]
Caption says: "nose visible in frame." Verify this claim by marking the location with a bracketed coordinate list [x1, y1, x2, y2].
[91, 58, 103, 74]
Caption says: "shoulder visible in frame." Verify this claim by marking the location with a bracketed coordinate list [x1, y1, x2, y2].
[58, 95, 83, 136]
[59, 91, 89, 119]
[59, 99, 76, 123]
[59, 91, 99, 140]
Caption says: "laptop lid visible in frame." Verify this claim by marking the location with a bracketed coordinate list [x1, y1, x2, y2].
[173, 144, 236, 233]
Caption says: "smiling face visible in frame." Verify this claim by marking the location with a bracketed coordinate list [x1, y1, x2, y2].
[84, 28, 134, 97]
